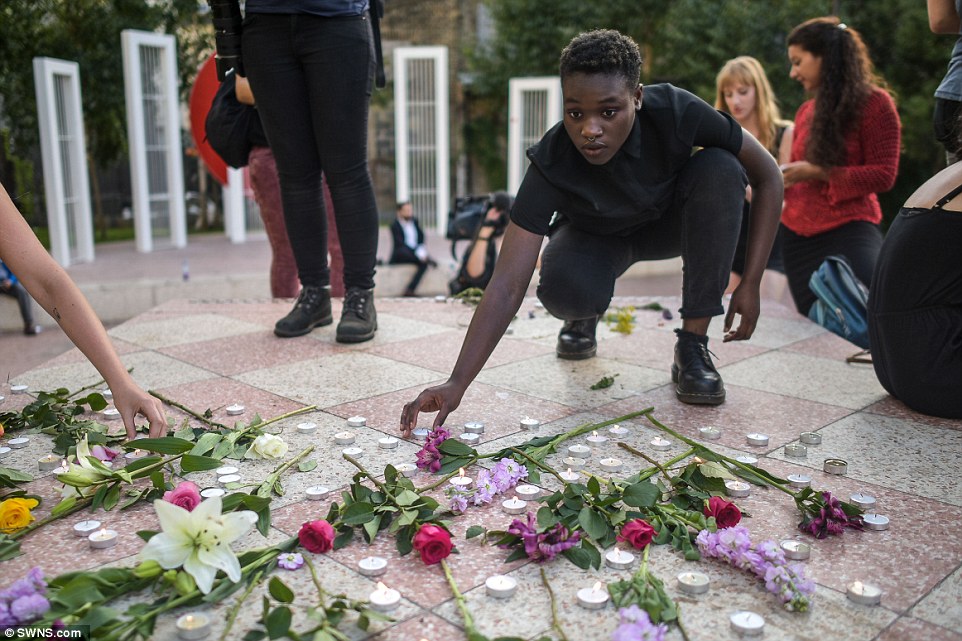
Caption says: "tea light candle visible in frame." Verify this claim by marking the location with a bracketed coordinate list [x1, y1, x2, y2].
[745, 433, 769, 447]
[604, 548, 635, 570]
[515, 484, 541, 500]
[600, 457, 623, 473]
[784, 443, 807, 458]
[735, 454, 758, 465]
[218, 474, 241, 487]
[394, 463, 417, 474]
[850, 492, 877, 511]
[357, 555, 388, 577]
[824, 458, 848, 475]
[215, 466, 239, 476]
[561, 456, 586, 470]
[608, 424, 628, 436]
[449, 468, 474, 490]
[38, 454, 61, 471]
[225, 404, 245, 416]
[175, 612, 212, 640]
[863, 513, 890, 531]
[787, 474, 812, 489]
[576, 582, 609, 610]
[296, 422, 318, 435]
[846, 581, 882, 605]
[567, 444, 591, 458]
[0, 446, 10, 458]
[347, 415, 366, 428]
[520, 416, 540, 430]
[460, 433, 480, 446]
[586, 430, 608, 444]
[463, 421, 485, 434]
[342, 446, 363, 458]
[200, 488, 226, 499]
[650, 437, 671, 451]
[8, 437, 30, 449]
[0, 394, 5, 404]
[559, 468, 579, 482]
[373, 436, 397, 450]
[779, 540, 811, 560]
[725, 480, 751, 498]
[698, 426, 721, 440]
[485, 574, 518, 598]
[799, 432, 822, 445]
[88, 528, 119, 549]
[102, 408, 121, 421]
[411, 428, 429, 442]
[306, 485, 330, 501]
[334, 431, 356, 445]
[676, 571, 710, 595]
[10, 384, 28, 394]
[434, 294, 447, 302]
[369, 582, 401, 612]
[502, 495, 527, 515]
[729, 611, 765, 636]
[100, 389, 113, 401]
[73, 520, 102, 538]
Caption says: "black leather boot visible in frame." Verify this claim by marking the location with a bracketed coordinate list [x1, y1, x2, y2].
[671, 329, 725, 405]
[274, 286, 333, 338]
[336, 287, 377, 343]
[556, 316, 599, 360]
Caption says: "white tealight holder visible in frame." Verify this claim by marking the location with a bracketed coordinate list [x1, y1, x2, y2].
[850, 492, 877, 511]
[485, 574, 518, 598]
[102, 408, 121, 421]
[378, 436, 399, 449]
[342, 446, 363, 458]
[347, 416, 367, 428]
[394, 463, 417, 474]
[218, 474, 241, 487]
[434, 294, 447, 302]
[449, 470, 474, 491]
[369, 582, 401, 612]
[730, 611, 765, 636]
[520, 417, 540, 430]
[515, 484, 541, 500]
[586, 431, 608, 444]
[561, 456, 586, 471]
[823, 458, 848, 475]
[650, 437, 672, 452]
[567, 444, 591, 459]
[599, 458, 623, 473]
[175, 612, 212, 640]
[745, 433, 770, 447]
[357, 555, 388, 577]
[698, 426, 721, 440]
[608, 424, 629, 437]
[88, 528, 119, 549]
[215, 466, 239, 477]
[799, 431, 822, 445]
[460, 433, 480, 446]
[735, 454, 758, 465]
[305, 485, 330, 501]
[10, 384, 28, 394]
[604, 548, 635, 570]
[463, 421, 485, 435]
[724, 480, 751, 498]
[779, 539, 811, 560]
[296, 422, 318, 435]
[225, 404, 245, 416]
[863, 513, 890, 531]
[0, 446, 10, 459]
[200, 488, 226, 499]
[784, 443, 808, 458]
[0, 394, 5, 404]
[676, 571, 710, 595]
[100, 389, 113, 401]
[8, 437, 30, 449]
[576, 582, 609, 610]
[38, 454, 61, 472]
[411, 428, 430, 442]
[73, 519, 102, 538]
[334, 431, 356, 445]
[559, 469, 580, 483]
[501, 496, 527, 515]
[847, 581, 882, 605]
[787, 474, 812, 489]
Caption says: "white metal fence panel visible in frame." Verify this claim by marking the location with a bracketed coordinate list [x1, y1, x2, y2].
[32, 57, 95, 266]
[507, 77, 562, 195]
[122, 30, 186, 252]
[394, 46, 449, 234]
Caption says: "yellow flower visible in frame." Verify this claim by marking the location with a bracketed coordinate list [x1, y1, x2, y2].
[0, 497, 40, 533]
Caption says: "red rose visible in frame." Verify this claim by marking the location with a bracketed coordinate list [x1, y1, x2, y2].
[616, 518, 656, 550]
[298, 520, 335, 553]
[704, 496, 741, 528]
[412, 524, 453, 565]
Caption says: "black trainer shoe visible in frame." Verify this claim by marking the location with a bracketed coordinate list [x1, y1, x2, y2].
[556, 316, 599, 360]
[336, 287, 377, 343]
[671, 329, 725, 405]
[274, 286, 332, 338]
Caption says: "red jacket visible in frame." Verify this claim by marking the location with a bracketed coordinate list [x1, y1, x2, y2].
[782, 89, 901, 236]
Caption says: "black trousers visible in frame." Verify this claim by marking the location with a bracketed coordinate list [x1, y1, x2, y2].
[242, 12, 379, 290]
[389, 246, 428, 293]
[537, 148, 746, 320]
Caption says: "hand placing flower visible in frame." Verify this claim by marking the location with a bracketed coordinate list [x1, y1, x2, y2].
[162, 481, 202, 512]
[298, 520, 335, 554]
[617, 519, 656, 550]
[412, 524, 453, 565]
[0, 497, 40, 533]
[704, 496, 741, 529]
[245, 433, 289, 460]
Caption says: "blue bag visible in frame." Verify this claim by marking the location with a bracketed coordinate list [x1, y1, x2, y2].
[807, 255, 870, 349]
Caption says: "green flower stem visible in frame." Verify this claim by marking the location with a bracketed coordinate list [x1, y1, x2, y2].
[10, 496, 90, 540]
[260, 446, 315, 492]
[617, 442, 674, 484]
[440, 558, 476, 633]
[67, 376, 108, 400]
[676, 605, 693, 641]
[219, 569, 265, 641]
[343, 453, 391, 495]
[304, 555, 328, 603]
[149, 390, 229, 430]
[252, 405, 318, 431]
[540, 408, 655, 458]
[509, 447, 567, 485]
[540, 567, 569, 641]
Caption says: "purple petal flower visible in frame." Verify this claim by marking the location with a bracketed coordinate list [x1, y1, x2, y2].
[449, 494, 469, 514]
[9, 593, 49, 623]
[277, 552, 304, 571]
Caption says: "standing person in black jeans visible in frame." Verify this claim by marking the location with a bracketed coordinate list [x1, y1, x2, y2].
[241, 0, 380, 342]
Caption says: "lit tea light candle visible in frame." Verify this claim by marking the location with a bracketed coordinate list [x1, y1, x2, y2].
[88, 528, 119, 549]
[863, 513, 890, 531]
[8, 437, 30, 449]
[342, 446, 363, 459]
[515, 484, 541, 500]
[305, 485, 330, 501]
[460, 433, 480, 446]
[698, 426, 721, 440]
[484, 574, 518, 598]
[520, 416, 540, 430]
[586, 430, 608, 444]
[608, 424, 628, 436]
[676, 571, 710, 595]
[604, 548, 635, 570]
[334, 431, 356, 446]
[394, 463, 417, 474]
[215, 466, 239, 476]
[124, 448, 148, 461]
[218, 474, 241, 487]
[823, 458, 848, 475]
[378, 436, 399, 449]
[846, 581, 882, 605]
[784, 443, 807, 458]
[200, 488, 226, 499]
[729, 611, 765, 636]
[561, 456, 586, 471]
[724, 480, 751, 498]
[745, 433, 770, 447]
[369, 582, 401, 612]
[735, 454, 758, 465]
[225, 404, 245, 416]
[649, 436, 671, 451]
[357, 556, 388, 577]
[449, 468, 474, 490]
[787, 474, 812, 489]
[501, 495, 527, 515]
[102, 408, 121, 421]
[799, 431, 822, 445]
[463, 421, 485, 435]
[850, 492, 877, 511]
[559, 468, 579, 482]
[347, 416, 367, 428]
[779, 540, 811, 560]
[73, 520, 102, 538]
[176, 612, 212, 640]
[410, 428, 430, 442]
[576, 582, 609, 610]
[567, 444, 591, 458]
[38, 454, 61, 472]
[10, 384, 28, 394]
[599, 457, 623, 473]
[296, 422, 318, 435]
[100, 388, 113, 401]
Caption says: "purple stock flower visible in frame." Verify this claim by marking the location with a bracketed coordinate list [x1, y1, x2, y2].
[0, 602, 15, 629]
[415, 428, 451, 473]
[497, 458, 528, 484]
[9, 594, 49, 623]
[611, 606, 667, 641]
[449, 493, 469, 514]
[490, 464, 514, 493]
[277, 552, 304, 571]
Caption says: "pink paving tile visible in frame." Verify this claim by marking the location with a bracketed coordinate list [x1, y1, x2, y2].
[876, 617, 962, 641]
[602, 326, 768, 372]
[864, 397, 962, 431]
[152, 377, 308, 425]
[369, 297, 478, 330]
[37, 337, 144, 368]
[369, 613, 466, 641]
[781, 330, 870, 361]
[159, 331, 347, 376]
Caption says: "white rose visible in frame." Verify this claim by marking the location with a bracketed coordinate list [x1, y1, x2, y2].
[245, 433, 289, 460]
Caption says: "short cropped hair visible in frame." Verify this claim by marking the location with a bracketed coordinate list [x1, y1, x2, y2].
[396, 201, 410, 211]
[559, 29, 641, 90]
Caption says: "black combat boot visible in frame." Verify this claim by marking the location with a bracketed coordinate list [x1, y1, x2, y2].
[671, 329, 725, 405]
[556, 316, 599, 360]
[274, 286, 332, 338]
[336, 287, 377, 343]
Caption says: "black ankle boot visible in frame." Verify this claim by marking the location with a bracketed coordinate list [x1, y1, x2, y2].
[336, 287, 377, 343]
[274, 286, 333, 338]
[556, 316, 599, 360]
[671, 329, 725, 405]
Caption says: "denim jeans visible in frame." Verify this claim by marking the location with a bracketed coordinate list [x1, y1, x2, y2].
[242, 12, 378, 290]
[537, 148, 746, 320]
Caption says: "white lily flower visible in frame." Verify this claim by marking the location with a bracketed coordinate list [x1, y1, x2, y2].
[140, 496, 258, 594]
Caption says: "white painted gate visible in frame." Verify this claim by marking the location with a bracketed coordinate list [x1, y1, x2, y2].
[507, 77, 562, 195]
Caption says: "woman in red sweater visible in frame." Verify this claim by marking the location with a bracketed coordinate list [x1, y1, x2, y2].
[781, 17, 901, 315]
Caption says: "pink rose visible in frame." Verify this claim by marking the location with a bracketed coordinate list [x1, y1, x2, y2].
[162, 481, 202, 512]
[616, 518, 656, 550]
[704, 496, 741, 529]
[298, 520, 335, 554]
[412, 524, 453, 565]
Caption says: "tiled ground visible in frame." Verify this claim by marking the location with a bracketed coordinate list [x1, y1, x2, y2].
[2, 295, 961, 641]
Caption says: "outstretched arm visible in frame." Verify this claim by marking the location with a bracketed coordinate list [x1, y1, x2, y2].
[929, 0, 961, 33]
[0, 183, 167, 439]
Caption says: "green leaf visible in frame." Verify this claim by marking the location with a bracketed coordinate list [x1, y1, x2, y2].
[577, 506, 607, 540]
[83, 393, 109, 412]
[180, 454, 223, 473]
[265, 605, 292, 639]
[698, 461, 736, 480]
[362, 515, 382, 542]
[126, 437, 194, 455]
[268, 576, 295, 603]
[297, 459, 317, 473]
[561, 546, 591, 569]
[189, 432, 223, 457]
[212, 440, 234, 460]
[0, 467, 34, 484]
[394, 490, 420, 507]
[623, 481, 660, 508]
[536, 506, 559, 530]
[465, 525, 486, 539]
[341, 501, 375, 526]
[333, 527, 354, 549]
[587, 476, 601, 497]
[438, 439, 476, 457]
[0, 535, 22, 561]
[102, 484, 121, 511]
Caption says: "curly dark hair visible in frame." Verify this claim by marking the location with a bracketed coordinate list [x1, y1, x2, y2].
[559, 29, 641, 91]
[788, 16, 891, 168]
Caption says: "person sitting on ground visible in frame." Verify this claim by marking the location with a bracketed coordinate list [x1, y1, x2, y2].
[448, 192, 512, 297]
[0, 259, 41, 336]
[399, 28, 782, 432]
[389, 201, 436, 297]
[0, 181, 168, 439]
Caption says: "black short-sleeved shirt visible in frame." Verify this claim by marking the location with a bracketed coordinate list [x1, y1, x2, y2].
[511, 83, 743, 237]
